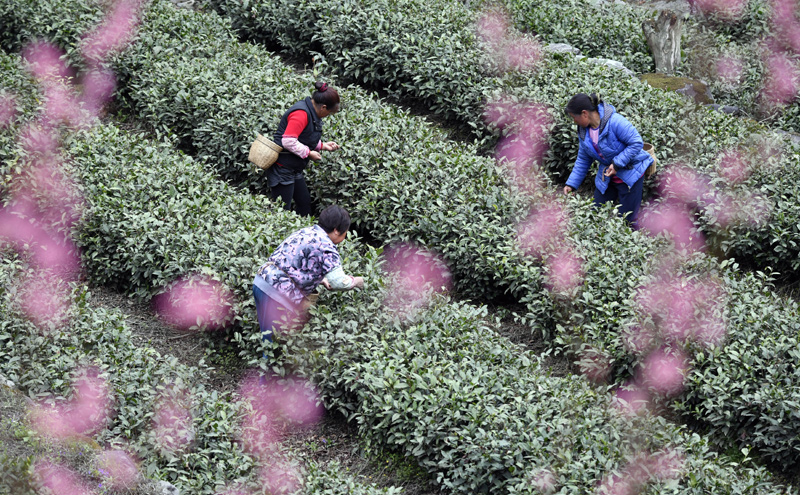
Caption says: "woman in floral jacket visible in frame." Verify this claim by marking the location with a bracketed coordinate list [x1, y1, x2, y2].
[252, 205, 364, 343]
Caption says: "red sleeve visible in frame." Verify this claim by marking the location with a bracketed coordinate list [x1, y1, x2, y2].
[283, 110, 308, 138]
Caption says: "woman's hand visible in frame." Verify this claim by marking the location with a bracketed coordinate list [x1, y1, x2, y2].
[350, 276, 364, 289]
[563, 185, 574, 195]
[604, 164, 617, 177]
[308, 150, 322, 161]
[322, 141, 340, 152]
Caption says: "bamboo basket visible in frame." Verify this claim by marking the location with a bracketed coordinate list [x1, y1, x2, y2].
[642, 142, 657, 177]
[248, 134, 282, 169]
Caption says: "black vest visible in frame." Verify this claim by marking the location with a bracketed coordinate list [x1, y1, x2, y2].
[273, 97, 323, 172]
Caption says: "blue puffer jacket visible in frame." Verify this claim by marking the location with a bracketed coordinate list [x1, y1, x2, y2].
[565, 103, 653, 194]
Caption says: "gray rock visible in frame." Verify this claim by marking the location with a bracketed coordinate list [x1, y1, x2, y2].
[0, 372, 14, 389]
[675, 81, 713, 104]
[775, 129, 800, 144]
[544, 43, 581, 55]
[585, 57, 636, 77]
[169, 0, 194, 8]
[705, 104, 742, 116]
[157, 481, 180, 495]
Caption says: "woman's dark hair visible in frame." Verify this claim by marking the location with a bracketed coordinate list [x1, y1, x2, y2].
[565, 93, 601, 115]
[312, 81, 340, 109]
[318, 205, 351, 233]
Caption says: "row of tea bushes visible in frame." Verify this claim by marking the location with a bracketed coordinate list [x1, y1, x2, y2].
[0, 52, 400, 495]
[2, 46, 793, 491]
[7, 0, 799, 278]
[202, 0, 658, 141]
[199, 0, 800, 273]
[287, 277, 798, 494]
[55, 70, 800, 479]
[557, 201, 800, 467]
[0, 257, 405, 495]
[497, 0, 653, 73]
[3, 0, 800, 468]
[7, 119, 796, 494]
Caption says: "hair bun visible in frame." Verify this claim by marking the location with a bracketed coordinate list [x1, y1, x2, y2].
[316, 82, 328, 92]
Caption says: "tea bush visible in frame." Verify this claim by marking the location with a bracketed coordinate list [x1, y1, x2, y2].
[197, 0, 800, 271]
[52, 116, 800, 480]
[285, 278, 796, 493]
[3, 0, 800, 472]
[5, 0, 798, 278]
[0, 255, 259, 493]
[498, 0, 653, 73]
[0, 255, 406, 494]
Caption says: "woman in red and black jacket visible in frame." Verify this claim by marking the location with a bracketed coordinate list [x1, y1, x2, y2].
[268, 81, 341, 216]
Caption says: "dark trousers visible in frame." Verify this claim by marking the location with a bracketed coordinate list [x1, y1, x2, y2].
[253, 285, 285, 343]
[270, 176, 311, 217]
[594, 173, 645, 228]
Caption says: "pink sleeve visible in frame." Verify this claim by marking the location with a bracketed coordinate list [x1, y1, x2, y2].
[281, 136, 310, 158]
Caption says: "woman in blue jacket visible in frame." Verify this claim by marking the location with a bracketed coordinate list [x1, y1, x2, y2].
[562, 93, 653, 228]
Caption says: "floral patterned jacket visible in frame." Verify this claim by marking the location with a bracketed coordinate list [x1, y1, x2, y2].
[255, 225, 341, 305]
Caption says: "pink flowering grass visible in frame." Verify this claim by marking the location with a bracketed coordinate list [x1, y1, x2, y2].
[639, 201, 705, 251]
[762, 50, 799, 107]
[260, 458, 301, 495]
[694, 0, 746, 20]
[81, 0, 142, 63]
[715, 55, 745, 86]
[516, 203, 567, 259]
[638, 347, 689, 396]
[35, 461, 94, 495]
[544, 247, 584, 294]
[636, 273, 727, 347]
[152, 387, 195, 455]
[17, 271, 72, 330]
[476, 6, 541, 73]
[530, 467, 557, 494]
[80, 68, 117, 117]
[597, 449, 685, 495]
[707, 190, 772, 229]
[382, 243, 452, 319]
[29, 368, 111, 440]
[153, 274, 235, 332]
[771, 0, 800, 53]
[22, 42, 73, 81]
[612, 381, 651, 416]
[237, 373, 323, 460]
[716, 147, 751, 184]
[656, 165, 709, 206]
[476, 6, 510, 48]
[97, 449, 140, 490]
[0, 92, 17, 128]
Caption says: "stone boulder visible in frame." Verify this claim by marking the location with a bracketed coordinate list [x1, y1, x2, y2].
[639, 73, 714, 105]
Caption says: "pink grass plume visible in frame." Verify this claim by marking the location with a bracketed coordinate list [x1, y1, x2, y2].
[29, 368, 111, 440]
[97, 449, 140, 490]
[35, 461, 94, 495]
[22, 42, 73, 81]
[260, 458, 301, 495]
[81, 0, 142, 63]
[715, 55, 744, 86]
[382, 243, 452, 319]
[544, 247, 584, 294]
[639, 201, 705, 251]
[0, 92, 16, 128]
[638, 347, 689, 396]
[153, 274, 235, 332]
[517, 203, 567, 259]
[152, 387, 195, 454]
